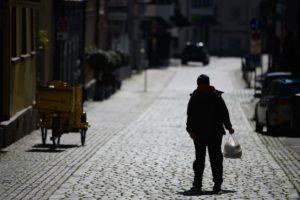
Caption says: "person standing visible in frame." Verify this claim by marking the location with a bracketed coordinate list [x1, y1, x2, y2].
[186, 74, 234, 193]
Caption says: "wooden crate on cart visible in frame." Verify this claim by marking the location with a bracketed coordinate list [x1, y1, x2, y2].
[35, 80, 89, 148]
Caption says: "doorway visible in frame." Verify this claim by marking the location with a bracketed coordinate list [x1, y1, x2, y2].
[0, 27, 3, 121]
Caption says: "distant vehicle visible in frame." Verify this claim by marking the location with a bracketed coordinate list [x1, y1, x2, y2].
[181, 42, 209, 66]
[255, 71, 293, 95]
[254, 78, 300, 134]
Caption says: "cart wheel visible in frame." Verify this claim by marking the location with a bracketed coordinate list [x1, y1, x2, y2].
[80, 129, 86, 146]
[51, 135, 60, 147]
[41, 128, 47, 145]
[80, 112, 87, 146]
[81, 112, 87, 123]
[52, 113, 61, 148]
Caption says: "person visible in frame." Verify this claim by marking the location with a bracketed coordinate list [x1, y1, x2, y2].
[186, 74, 234, 194]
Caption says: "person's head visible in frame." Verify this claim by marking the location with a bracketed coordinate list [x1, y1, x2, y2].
[197, 74, 210, 85]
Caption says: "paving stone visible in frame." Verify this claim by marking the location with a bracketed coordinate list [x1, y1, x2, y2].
[48, 58, 299, 199]
[0, 58, 299, 199]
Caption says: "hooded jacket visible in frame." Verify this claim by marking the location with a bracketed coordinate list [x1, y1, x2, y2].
[186, 84, 232, 136]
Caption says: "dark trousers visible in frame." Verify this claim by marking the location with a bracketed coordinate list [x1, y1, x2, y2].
[193, 135, 223, 188]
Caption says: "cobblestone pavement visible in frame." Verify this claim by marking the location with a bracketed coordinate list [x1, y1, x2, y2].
[0, 68, 174, 200]
[0, 58, 300, 199]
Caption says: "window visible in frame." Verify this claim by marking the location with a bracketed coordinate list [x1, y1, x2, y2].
[192, 0, 212, 8]
[230, 8, 241, 22]
[11, 6, 36, 62]
[231, 8, 240, 19]
[264, 82, 280, 96]
[281, 83, 300, 96]
[11, 7, 17, 58]
[228, 37, 241, 50]
[30, 8, 35, 53]
[22, 7, 27, 54]
[151, 0, 173, 4]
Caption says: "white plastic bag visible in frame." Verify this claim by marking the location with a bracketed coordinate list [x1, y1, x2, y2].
[223, 134, 242, 159]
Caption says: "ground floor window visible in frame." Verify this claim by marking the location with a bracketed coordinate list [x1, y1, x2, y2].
[11, 6, 36, 64]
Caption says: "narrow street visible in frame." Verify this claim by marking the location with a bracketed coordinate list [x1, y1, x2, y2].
[0, 57, 299, 199]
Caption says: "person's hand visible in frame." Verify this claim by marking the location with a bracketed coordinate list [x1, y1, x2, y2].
[189, 132, 196, 140]
[228, 128, 234, 134]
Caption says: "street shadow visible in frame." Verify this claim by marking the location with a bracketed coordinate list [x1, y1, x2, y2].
[26, 148, 64, 153]
[26, 143, 79, 153]
[147, 65, 169, 69]
[178, 189, 236, 196]
[33, 144, 79, 149]
[0, 150, 8, 154]
[257, 130, 300, 138]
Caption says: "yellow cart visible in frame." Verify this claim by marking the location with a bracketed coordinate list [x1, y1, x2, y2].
[36, 80, 89, 148]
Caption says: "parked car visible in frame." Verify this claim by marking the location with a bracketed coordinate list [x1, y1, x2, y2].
[255, 71, 293, 95]
[181, 42, 209, 66]
[254, 78, 300, 134]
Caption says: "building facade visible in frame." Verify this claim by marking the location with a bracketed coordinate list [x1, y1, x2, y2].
[188, 0, 262, 56]
[0, 0, 40, 147]
[0, 0, 123, 148]
[210, 0, 257, 56]
[0, 0, 93, 148]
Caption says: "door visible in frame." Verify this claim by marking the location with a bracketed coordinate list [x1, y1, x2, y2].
[54, 0, 85, 85]
[0, 26, 3, 121]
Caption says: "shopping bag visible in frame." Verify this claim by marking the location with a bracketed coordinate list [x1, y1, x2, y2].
[223, 134, 242, 159]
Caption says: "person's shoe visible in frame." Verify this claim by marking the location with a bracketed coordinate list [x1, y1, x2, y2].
[212, 185, 221, 194]
[190, 186, 202, 193]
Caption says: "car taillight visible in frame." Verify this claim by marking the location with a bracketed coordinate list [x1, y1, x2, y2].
[277, 98, 288, 104]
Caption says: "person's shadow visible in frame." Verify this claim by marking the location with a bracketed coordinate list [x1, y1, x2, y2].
[178, 188, 236, 196]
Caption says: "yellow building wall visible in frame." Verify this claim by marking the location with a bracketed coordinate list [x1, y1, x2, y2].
[10, 6, 37, 116]
[11, 60, 36, 115]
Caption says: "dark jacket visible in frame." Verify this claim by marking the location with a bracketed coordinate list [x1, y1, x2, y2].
[186, 85, 232, 136]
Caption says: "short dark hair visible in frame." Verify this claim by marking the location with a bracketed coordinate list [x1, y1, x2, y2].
[197, 74, 210, 85]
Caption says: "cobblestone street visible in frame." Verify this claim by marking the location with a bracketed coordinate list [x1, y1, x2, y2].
[0, 58, 300, 199]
